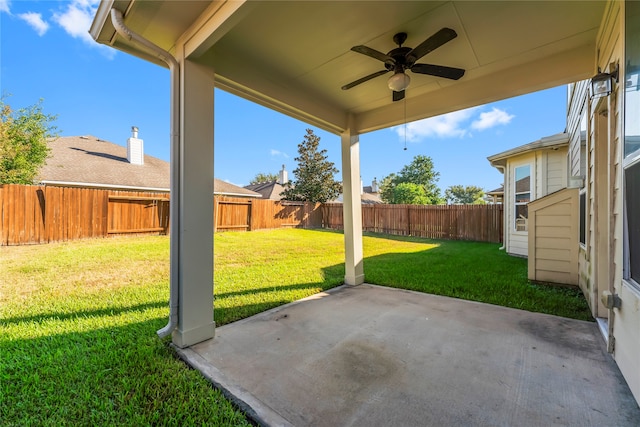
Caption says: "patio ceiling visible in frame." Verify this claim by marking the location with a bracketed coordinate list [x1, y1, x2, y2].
[91, 0, 606, 135]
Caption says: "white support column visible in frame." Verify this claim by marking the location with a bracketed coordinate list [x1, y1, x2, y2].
[172, 59, 215, 348]
[341, 126, 365, 286]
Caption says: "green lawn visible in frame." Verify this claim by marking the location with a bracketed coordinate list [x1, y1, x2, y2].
[0, 229, 591, 425]
[362, 233, 591, 320]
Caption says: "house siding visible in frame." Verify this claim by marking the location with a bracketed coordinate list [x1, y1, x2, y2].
[546, 154, 566, 192]
[505, 148, 568, 257]
[568, 83, 589, 178]
[535, 152, 544, 198]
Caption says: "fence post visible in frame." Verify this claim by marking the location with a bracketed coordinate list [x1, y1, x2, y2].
[213, 197, 218, 232]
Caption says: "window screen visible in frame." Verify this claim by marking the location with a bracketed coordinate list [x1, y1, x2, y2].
[625, 161, 640, 284]
[514, 165, 530, 231]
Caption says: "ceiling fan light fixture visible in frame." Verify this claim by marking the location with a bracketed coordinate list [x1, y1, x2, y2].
[388, 72, 410, 92]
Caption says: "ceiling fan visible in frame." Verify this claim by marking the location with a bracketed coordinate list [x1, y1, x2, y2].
[341, 28, 465, 102]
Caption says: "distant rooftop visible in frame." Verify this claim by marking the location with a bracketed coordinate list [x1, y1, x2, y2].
[244, 181, 286, 201]
[37, 135, 260, 197]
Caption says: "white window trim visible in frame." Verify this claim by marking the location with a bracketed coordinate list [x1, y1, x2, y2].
[513, 162, 532, 233]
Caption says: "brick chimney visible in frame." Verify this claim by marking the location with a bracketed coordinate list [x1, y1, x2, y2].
[278, 164, 288, 185]
[127, 126, 144, 165]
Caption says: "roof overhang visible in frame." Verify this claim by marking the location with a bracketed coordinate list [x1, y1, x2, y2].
[39, 180, 171, 193]
[216, 191, 262, 198]
[487, 132, 570, 169]
[90, 0, 606, 135]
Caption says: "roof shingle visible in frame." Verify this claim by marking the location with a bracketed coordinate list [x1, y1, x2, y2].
[37, 135, 260, 197]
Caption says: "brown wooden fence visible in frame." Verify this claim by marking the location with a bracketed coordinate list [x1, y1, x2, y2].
[0, 185, 322, 245]
[0, 185, 171, 245]
[323, 203, 503, 243]
[214, 197, 322, 231]
[1, 185, 502, 245]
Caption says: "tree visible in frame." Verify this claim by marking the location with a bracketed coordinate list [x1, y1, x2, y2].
[379, 155, 443, 204]
[281, 128, 341, 203]
[445, 185, 486, 205]
[392, 182, 430, 205]
[250, 172, 278, 184]
[1, 99, 57, 184]
[378, 174, 397, 204]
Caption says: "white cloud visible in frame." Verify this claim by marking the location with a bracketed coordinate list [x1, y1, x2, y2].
[52, 0, 114, 58]
[0, 0, 10, 14]
[471, 107, 514, 130]
[18, 12, 49, 36]
[393, 107, 477, 142]
[392, 106, 515, 143]
[270, 149, 289, 158]
[52, 2, 94, 42]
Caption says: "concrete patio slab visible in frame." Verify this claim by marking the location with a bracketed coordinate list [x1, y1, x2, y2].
[176, 284, 640, 426]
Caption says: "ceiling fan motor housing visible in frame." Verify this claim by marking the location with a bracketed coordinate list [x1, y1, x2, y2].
[386, 47, 412, 72]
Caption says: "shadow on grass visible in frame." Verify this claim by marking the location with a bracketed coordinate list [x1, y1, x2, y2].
[214, 234, 590, 323]
[1, 300, 169, 326]
[214, 263, 345, 325]
[361, 241, 593, 321]
[1, 316, 249, 426]
[214, 264, 344, 299]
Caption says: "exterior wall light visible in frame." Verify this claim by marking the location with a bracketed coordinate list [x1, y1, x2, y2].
[388, 72, 411, 91]
[590, 63, 619, 100]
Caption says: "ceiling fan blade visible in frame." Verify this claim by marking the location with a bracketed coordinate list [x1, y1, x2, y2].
[406, 28, 458, 64]
[351, 45, 394, 64]
[341, 70, 390, 90]
[411, 63, 465, 80]
[392, 90, 405, 102]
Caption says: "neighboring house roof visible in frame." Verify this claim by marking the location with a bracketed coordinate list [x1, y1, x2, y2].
[332, 192, 384, 204]
[244, 181, 286, 200]
[38, 135, 170, 191]
[214, 179, 262, 198]
[487, 132, 569, 168]
[486, 185, 504, 196]
[246, 180, 383, 204]
[37, 135, 261, 197]
[484, 185, 504, 203]
[360, 192, 384, 204]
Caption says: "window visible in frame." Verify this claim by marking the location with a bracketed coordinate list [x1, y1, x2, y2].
[625, 161, 640, 284]
[579, 109, 587, 246]
[579, 192, 586, 245]
[624, 0, 640, 287]
[514, 165, 531, 231]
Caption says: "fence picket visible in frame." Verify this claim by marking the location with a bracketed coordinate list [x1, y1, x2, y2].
[323, 202, 502, 243]
[0, 184, 502, 245]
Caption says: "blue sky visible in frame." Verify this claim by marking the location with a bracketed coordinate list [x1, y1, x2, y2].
[1, 0, 568, 193]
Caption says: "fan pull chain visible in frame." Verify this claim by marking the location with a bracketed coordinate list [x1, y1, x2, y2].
[403, 95, 408, 150]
